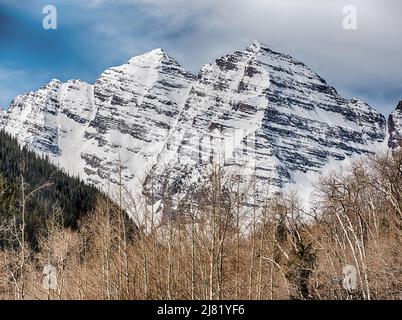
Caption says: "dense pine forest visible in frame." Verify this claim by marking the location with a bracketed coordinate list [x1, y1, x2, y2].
[0, 130, 101, 247]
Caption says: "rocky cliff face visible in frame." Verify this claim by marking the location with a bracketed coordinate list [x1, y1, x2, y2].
[388, 101, 402, 149]
[0, 41, 387, 211]
[148, 41, 386, 203]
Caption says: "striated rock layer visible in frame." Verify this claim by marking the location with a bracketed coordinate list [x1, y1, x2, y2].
[388, 101, 402, 149]
[0, 41, 387, 214]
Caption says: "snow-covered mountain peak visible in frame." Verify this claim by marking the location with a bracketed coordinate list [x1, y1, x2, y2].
[48, 78, 62, 85]
[1, 43, 388, 217]
[396, 100, 402, 112]
[146, 47, 165, 56]
[246, 40, 271, 52]
[146, 42, 386, 208]
[248, 40, 283, 53]
[248, 40, 265, 52]
[126, 47, 183, 70]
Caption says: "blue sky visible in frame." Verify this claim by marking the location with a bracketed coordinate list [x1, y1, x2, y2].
[0, 0, 401, 114]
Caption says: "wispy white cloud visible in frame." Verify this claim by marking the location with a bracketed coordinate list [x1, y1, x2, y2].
[100, 0, 401, 112]
[1, 0, 401, 112]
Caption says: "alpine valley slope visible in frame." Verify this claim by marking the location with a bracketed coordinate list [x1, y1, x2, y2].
[0, 41, 387, 216]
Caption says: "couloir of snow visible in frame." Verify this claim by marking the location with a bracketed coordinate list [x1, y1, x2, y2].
[0, 41, 388, 221]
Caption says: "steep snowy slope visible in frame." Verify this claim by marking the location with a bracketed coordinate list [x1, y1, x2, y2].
[2, 79, 95, 173]
[1, 49, 195, 197]
[0, 41, 387, 210]
[77, 48, 196, 193]
[388, 101, 402, 149]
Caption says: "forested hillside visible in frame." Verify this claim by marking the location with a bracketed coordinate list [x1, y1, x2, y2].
[0, 130, 101, 247]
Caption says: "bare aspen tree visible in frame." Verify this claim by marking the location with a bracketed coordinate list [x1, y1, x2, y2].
[247, 178, 258, 300]
[0, 149, 401, 300]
